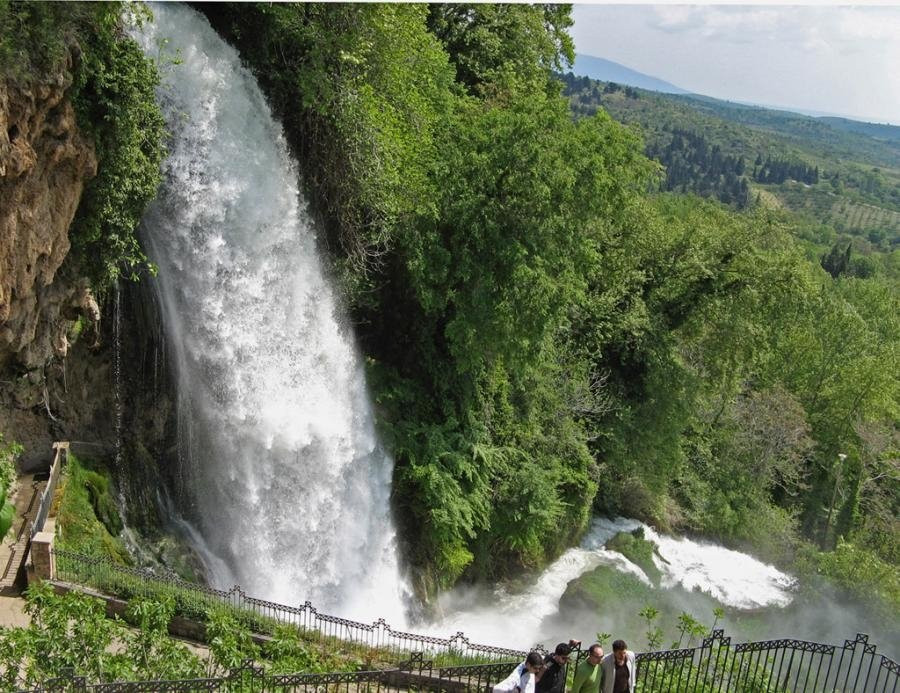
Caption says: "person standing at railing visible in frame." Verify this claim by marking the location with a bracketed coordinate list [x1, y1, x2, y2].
[570, 643, 604, 693]
[493, 651, 544, 693]
[535, 641, 578, 693]
[599, 640, 635, 693]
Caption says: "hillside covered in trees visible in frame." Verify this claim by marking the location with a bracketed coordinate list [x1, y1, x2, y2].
[560, 71, 900, 280]
[1, 2, 897, 634]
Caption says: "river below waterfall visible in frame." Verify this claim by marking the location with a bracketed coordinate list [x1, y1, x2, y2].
[425, 517, 897, 658]
[425, 517, 796, 648]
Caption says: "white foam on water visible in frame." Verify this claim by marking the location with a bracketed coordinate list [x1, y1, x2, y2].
[642, 526, 796, 609]
[426, 517, 795, 648]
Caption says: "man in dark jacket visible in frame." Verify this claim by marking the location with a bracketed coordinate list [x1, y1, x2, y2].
[535, 642, 575, 693]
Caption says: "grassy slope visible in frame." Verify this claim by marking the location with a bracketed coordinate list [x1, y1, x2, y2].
[55, 455, 128, 562]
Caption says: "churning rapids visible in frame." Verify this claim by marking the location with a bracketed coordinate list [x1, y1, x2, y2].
[134, 5, 799, 646]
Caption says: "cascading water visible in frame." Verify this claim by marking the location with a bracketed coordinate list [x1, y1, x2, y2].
[428, 517, 795, 648]
[134, 4, 407, 622]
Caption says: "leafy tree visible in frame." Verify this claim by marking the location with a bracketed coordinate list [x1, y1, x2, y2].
[426, 3, 574, 96]
[0, 583, 203, 687]
[821, 241, 852, 278]
[121, 597, 205, 681]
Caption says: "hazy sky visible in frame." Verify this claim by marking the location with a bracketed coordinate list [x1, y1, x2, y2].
[571, 3, 900, 125]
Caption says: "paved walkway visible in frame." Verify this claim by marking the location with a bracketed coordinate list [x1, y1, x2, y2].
[0, 592, 29, 628]
[0, 474, 43, 628]
[0, 473, 46, 593]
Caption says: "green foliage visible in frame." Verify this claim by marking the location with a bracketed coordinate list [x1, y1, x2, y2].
[674, 611, 707, 648]
[0, 434, 20, 496]
[264, 625, 346, 674]
[68, 3, 166, 286]
[815, 540, 900, 614]
[0, 582, 204, 687]
[56, 455, 128, 562]
[0, 435, 21, 542]
[121, 597, 205, 680]
[0, 2, 166, 288]
[0, 503, 12, 543]
[426, 4, 574, 97]
[637, 648, 781, 693]
[0, 0, 74, 80]
[82, 468, 123, 536]
[204, 608, 260, 676]
[560, 70, 900, 254]
[639, 605, 663, 650]
[606, 530, 662, 585]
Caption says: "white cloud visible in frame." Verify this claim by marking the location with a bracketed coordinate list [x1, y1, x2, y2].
[571, 5, 900, 124]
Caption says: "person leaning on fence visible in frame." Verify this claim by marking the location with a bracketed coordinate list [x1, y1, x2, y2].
[599, 640, 635, 693]
[493, 651, 544, 693]
[571, 643, 604, 693]
[535, 641, 577, 693]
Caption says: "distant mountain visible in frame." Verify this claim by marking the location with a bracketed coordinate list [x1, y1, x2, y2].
[572, 54, 689, 95]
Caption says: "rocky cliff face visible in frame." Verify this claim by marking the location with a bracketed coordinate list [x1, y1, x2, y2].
[0, 54, 110, 468]
[0, 53, 99, 374]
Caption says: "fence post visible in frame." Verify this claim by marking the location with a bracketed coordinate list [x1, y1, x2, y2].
[30, 531, 56, 582]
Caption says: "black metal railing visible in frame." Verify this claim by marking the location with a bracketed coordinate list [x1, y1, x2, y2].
[633, 629, 899, 692]
[52, 548, 528, 666]
[47, 549, 899, 692]
[21, 638, 900, 692]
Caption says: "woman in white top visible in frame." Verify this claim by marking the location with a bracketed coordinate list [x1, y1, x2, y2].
[493, 652, 544, 693]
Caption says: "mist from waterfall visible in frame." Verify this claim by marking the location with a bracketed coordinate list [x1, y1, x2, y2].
[134, 3, 408, 622]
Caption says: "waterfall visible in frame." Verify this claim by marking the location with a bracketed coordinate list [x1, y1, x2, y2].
[134, 4, 407, 622]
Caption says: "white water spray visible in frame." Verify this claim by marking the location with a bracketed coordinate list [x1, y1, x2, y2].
[135, 4, 407, 622]
[430, 517, 795, 648]
[640, 524, 795, 610]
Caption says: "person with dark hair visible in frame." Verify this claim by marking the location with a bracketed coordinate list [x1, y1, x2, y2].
[493, 651, 544, 693]
[571, 643, 604, 693]
[535, 641, 577, 693]
[600, 640, 635, 693]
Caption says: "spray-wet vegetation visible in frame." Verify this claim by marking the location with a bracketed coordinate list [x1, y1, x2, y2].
[1, 0, 898, 680]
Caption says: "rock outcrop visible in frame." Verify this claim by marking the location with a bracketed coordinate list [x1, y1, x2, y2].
[0, 52, 99, 372]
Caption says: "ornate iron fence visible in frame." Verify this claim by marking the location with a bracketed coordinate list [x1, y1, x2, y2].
[47, 549, 899, 692]
[22, 657, 520, 692]
[21, 638, 899, 692]
[52, 548, 529, 666]
[633, 629, 899, 692]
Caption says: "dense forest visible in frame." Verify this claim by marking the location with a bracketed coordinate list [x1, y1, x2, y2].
[1, 1, 897, 630]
